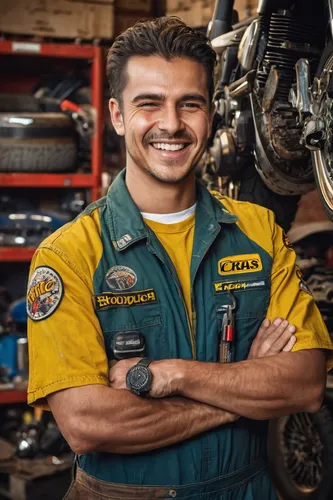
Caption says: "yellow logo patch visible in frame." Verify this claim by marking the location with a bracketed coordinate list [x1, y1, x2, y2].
[218, 254, 262, 276]
[214, 279, 266, 293]
[95, 289, 157, 310]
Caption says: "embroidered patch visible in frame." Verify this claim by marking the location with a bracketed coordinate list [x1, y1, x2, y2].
[26, 266, 63, 321]
[105, 265, 137, 291]
[218, 254, 263, 276]
[214, 279, 266, 293]
[95, 289, 157, 310]
[117, 234, 132, 249]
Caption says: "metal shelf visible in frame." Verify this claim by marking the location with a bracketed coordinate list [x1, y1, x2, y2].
[0, 40, 97, 59]
[0, 39, 103, 202]
[0, 388, 27, 404]
[0, 173, 97, 188]
[0, 248, 36, 262]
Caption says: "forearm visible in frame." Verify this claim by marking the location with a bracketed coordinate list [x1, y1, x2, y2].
[49, 385, 236, 455]
[176, 350, 326, 419]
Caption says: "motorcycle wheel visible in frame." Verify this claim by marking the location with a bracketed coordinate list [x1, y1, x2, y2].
[311, 41, 333, 220]
[238, 162, 300, 232]
[268, 405, 333, 500]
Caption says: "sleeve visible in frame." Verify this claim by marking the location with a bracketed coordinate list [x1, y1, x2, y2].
[266, 222, 333, 369]
[27, 246, 109, 410]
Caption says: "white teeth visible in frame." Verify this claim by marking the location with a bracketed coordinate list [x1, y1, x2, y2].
[152, 143, 185, 151]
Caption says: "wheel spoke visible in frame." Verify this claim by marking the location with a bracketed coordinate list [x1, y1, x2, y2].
[281, 413, 323, 492]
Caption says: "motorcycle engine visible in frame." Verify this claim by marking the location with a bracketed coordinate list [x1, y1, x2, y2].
[256, 11, 321, 101]
[251, 6, 325, 195]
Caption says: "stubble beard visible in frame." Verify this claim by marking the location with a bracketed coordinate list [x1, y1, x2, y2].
[126, 141, 205, 185]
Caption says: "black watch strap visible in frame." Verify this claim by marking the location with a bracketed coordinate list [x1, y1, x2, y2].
[137, 357, 151, 368]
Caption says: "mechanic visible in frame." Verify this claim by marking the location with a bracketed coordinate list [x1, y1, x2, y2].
[27, 17, 333, 500]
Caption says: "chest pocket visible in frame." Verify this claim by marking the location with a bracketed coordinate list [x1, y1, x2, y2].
[95, 290, 164, 362]
[213, 276, 270, 361]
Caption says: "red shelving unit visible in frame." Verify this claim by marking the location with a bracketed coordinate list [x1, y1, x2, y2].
[0, 39, 104, 263]
[0, 389, 27, 405]
[0, 173, 96, 188]
[0, 248, 35, 262]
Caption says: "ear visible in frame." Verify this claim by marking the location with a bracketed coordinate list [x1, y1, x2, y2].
[109, 98, 125, 136]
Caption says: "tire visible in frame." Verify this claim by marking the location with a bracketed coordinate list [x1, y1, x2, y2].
[310, 41, 333, 221]
[0, 112, 77, 172]
[268, 405, 333, 500]
[238, 162, 300, 232]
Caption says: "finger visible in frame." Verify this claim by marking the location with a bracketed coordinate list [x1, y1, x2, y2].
[255, 318, 271, 341]
[282, 335, 297, 352]
[272, 324, 296, 353]
[262, 318, 289, 346]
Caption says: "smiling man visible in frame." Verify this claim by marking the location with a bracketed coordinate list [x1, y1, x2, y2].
[27, 17, 333, 500]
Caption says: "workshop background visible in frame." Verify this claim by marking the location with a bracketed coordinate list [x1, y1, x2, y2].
[0, 1, 333, 499]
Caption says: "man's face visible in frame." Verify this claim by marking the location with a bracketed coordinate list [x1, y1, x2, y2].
[110, 55, 214, 184]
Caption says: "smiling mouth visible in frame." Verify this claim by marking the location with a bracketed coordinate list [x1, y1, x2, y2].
[150, 142, 191, 151]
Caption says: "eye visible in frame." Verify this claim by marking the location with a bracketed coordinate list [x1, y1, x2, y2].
[181, 102, 201, 109]
[137, 102, 159, 108]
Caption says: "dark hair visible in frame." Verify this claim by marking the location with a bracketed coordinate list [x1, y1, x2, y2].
[106, 16, 216, 107]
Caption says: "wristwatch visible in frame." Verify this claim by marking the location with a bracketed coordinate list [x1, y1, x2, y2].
[126, 358, 152, 396]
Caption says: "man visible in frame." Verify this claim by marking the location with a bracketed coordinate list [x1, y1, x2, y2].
[27, 17, 333, 500]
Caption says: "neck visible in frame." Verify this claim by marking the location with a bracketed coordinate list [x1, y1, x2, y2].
[125, 165, 196, 214]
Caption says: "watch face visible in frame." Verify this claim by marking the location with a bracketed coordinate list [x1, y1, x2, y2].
[126, 364, 152, 396]
[128, 365, 150, 392]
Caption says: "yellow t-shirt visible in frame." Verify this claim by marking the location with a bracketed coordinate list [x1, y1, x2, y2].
[144, 214, 195, 324]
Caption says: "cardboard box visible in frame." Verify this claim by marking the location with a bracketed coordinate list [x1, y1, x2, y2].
[116, 0, 153, 13]
[166, 0, 257, 27]
[0, 0, 115, 40]
[114, 14, 151, 36]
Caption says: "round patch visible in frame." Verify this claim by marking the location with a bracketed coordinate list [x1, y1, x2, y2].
[105, 265, 137, 291]
[27, 266, 64, 321]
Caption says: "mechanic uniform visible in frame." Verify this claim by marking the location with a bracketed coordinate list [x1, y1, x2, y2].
[27, 169, 333, 500]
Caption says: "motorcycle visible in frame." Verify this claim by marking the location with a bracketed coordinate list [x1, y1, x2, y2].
[207, 0, 333, 231]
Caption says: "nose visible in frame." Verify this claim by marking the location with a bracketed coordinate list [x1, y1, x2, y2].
[158, 103, 185, 135]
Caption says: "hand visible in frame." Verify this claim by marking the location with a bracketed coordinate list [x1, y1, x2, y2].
[109, 356, 180, 398]
[109, 357, 142, 390]
[248, 318, 296, 360]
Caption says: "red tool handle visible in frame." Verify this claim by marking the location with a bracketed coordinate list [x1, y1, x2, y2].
[60, 99, 82, 113]
[225, 325, 233, 342]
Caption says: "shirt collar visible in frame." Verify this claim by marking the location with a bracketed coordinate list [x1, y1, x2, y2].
[107, 169, 238, 251]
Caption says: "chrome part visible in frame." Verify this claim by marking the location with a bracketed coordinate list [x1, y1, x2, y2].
[293, 59, 313, 123]
[227, 70, 256, 99]
[312, 150, 333, 215]
[303, 119, 326, 150]
[306, 52, 333, 215]
[211, 25, 247, 55]
[238, 19, 261, 71]
[329, 0, 333, 40]
[262, 67, 279, 113]
[232, 16, 257, 31]
[280, 413, 323, 492]
[220, 131, 236, 161]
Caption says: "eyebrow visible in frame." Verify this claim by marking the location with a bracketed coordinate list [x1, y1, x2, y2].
[131, 93, 208, 105]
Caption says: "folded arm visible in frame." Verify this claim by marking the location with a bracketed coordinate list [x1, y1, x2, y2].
[47, 384, 235, 455]
[153, 349, 326, 420]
